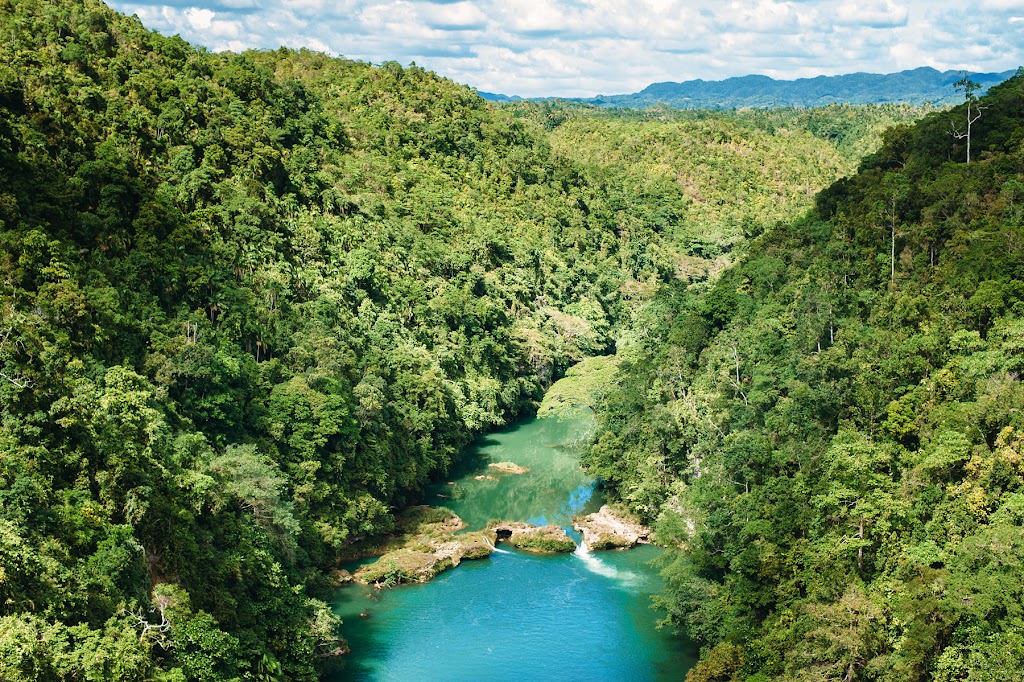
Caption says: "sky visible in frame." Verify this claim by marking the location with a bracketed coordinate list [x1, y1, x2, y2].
[107, 0, 1024, 98]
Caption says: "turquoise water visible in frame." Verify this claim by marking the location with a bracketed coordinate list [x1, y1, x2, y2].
[331, 414, 697, 681]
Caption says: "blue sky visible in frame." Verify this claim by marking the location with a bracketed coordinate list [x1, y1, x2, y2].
[108, 0, 1024, 97]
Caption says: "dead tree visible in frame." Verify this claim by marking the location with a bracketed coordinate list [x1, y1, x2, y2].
[950, 73, 985, 164]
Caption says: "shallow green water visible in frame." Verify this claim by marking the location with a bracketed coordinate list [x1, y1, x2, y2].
[332, 414, 697, 681]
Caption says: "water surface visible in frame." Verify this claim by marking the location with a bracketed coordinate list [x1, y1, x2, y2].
[332, 413, 696, 681]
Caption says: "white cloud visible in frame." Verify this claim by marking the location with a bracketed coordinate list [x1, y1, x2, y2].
[980, 0, 1024, 11]
[420, 1, 488, 29]
[109, 0, 1024, 97]
[184, 7, 215, 30]
[835, 0, 908, 28]
[500, 0, 573, 35]
[721, 0, 803, 32]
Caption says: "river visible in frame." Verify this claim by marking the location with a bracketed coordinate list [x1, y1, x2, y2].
[331, 412, 697, 681]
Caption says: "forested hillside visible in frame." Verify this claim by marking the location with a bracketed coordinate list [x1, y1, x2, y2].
[0, 3, 631, 678]
[0, 0, 931, 678]
[583, 67, 1016, 109]
[543, 103, 924, 262]
[481, 67, 1014, 110]
[586, 70, 1024, 680]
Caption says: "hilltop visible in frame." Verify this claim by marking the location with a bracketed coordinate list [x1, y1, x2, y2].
[482, 66, 1017, 109]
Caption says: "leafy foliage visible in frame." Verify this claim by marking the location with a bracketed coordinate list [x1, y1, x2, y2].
[0, 0, 930, 677]
[587, 69, 1024, 680]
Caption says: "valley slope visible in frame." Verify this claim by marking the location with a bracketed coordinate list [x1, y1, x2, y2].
[586, 70, 1024, 681]
[0, 0, 941, 678]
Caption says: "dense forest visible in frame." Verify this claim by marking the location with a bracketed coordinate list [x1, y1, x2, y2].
[586, 70, 1024, 680]
[0, 0, 924, 678]
[2, 0, 1010, 679]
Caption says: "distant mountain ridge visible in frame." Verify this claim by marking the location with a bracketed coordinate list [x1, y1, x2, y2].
[480, 66, 1019, 109]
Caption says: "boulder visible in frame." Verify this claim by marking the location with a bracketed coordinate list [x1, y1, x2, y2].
[456, 530, 499, 560]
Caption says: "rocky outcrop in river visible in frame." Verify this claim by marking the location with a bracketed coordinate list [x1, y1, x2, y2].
[488, 521, 577, 553]
[572, 505, 651, 550]
[347, 506, 497, 587]
[488, 461, 530, 474]
[352, 533, 495, 586]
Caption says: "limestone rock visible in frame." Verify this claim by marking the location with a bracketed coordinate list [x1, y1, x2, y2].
[488, 461, 530, 474]
[353, 549, 447, 586]
[488, 520, 576, 553]
[351, 526, 497, 587]
[457, 530, 500, 560]
[572, 505, 651, 551]
[329, 569, 353, 586]
[336, 506, 467, 562]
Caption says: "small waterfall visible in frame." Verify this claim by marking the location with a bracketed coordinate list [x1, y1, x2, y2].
[482, 534, 511, 555]
[572, 543, 640, 585]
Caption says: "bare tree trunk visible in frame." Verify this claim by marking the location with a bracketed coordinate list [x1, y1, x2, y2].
[889, 190, 898, 285]
[858, 516, 864, 570]
[730, 343, 748, 405]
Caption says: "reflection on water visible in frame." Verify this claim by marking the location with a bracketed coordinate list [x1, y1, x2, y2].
[430, 413, 600, 530]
